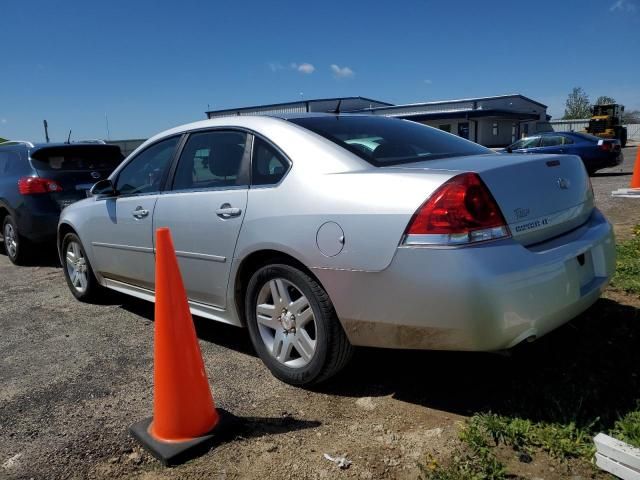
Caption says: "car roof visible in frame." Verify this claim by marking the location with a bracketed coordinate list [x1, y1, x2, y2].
[0, 141, 116, 151]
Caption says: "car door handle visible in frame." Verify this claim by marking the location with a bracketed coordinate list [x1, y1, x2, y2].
[216, 204, 242, 218]
[132, 207, 149, 219]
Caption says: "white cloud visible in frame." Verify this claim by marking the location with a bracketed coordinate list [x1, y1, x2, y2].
[291, 62, 315, 74]
[271, 62, 315, 74]
[610, 0, 637, 12]
[296, 63, 315, 74]
[268, 62, 284, 72]
[330, 64, 354, 78]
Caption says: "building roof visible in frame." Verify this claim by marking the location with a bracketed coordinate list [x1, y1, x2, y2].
[204, 94, 548, 121]
[205, 96, 393, 117]
[355, 94, 548, 112]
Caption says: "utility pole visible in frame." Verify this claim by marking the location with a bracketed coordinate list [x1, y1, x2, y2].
[43, 120, 50, 143]
[104, 112, 111, 141]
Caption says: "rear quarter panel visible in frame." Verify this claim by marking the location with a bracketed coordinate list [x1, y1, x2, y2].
[232, 121, 454, 272]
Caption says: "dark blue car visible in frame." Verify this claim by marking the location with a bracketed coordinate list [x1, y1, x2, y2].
[0, 141, 123, 265]
[504, 132, 622, 175]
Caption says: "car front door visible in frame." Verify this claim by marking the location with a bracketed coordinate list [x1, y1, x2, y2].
[152, 129, 250, 308]
[512, 135, 542, 153]
[86, 136, 180, 289]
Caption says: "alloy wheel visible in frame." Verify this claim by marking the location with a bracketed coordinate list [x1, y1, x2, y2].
[255, 278, 317, 368]
[4, 223, 18, 259]
[65, 241, 88, 293]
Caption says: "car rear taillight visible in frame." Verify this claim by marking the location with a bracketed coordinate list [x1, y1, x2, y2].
[597, 140, 617, 152]
[18, 177, 64, 195]
[403, 172, 510, 246]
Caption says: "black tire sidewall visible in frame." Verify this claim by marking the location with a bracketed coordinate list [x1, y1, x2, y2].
[61, 233, 99, 301]
[245, 264, 331, 385]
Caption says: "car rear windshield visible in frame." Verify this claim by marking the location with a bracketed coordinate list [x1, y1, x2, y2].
[30, 145, 124, 171]
[570, 132, 602, 143]
[289, 115, 491, 166]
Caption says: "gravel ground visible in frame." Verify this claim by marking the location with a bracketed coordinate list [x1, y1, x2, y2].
[0, 146, 638, 480]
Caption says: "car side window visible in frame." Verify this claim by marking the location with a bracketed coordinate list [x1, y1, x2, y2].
[522, 136, 541, 148]
[541, 136, 563, 147]
[171, 130, 248, 191]
[115, 137, 179, 196]
[252, 137, 289, 186]
[562, 136, 574, 145]
[512, 136, 540, 149]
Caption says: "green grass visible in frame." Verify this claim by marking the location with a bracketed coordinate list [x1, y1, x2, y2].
[611, 408, 640, 449]
[419, 421, 507, 480]
[420, 226, 640, 478]
[611, 225, 640, 295]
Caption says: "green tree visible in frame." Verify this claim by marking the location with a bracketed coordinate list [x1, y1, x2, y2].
[595, 95, 616, 105]
[563, 87, 591, 119]
[0, 138, 7, 143]
[623, 110, 640, 124]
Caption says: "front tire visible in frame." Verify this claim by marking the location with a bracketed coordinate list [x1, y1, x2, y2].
[2, 215, 30, 265]
[245, 263, 353, 386]
[61, 233, 104, 302]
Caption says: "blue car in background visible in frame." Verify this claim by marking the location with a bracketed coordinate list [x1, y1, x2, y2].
[504, 132, 622, 175]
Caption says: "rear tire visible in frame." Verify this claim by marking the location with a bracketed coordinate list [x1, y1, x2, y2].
[2, 215, 30, 265]
[61, 233, 105, 302]
[245, 263, 353, 386]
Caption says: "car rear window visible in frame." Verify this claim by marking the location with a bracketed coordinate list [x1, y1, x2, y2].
[570, 132, 601, 143]
[289, 115, 490, 166]
[30, 145, 124, 171]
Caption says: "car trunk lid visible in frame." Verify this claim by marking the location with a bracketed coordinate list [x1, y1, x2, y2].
[387, 153, 594, 246]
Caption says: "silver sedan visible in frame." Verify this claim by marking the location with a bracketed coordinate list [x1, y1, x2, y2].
[58, 114, 616, 385]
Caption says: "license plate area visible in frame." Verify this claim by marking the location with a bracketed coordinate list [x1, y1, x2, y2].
[576, 250, 596, 295]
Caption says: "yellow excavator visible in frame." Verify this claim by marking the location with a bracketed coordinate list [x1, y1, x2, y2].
[584, 103, 628, 147]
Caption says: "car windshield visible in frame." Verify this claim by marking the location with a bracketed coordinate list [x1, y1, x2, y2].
[30, 145, 123, 171]
[289, 115, 490, 166]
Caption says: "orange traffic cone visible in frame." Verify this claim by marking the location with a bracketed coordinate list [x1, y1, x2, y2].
[130, 227, 232, 466]
[630, 147, 640, 189]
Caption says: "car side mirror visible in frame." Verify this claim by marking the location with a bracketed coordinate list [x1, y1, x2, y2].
[90, 179, 116, 197]
[506, 147, 513, 153]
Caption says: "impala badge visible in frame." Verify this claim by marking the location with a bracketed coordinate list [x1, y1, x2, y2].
[90, 171, 101, 179]
[557, 178, 570, 190]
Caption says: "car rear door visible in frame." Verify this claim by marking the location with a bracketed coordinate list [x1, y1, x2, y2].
[85, 136, 180, 289]
[152, 129, 250, 308]
[538, 135, 566, 154]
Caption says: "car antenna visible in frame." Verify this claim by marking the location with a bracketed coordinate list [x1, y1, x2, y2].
[43, 120, 50, 143]
[66, 129, 72, 144]
[329, 99, 342, 114]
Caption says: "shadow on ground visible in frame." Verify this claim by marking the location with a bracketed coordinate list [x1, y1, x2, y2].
[321, 297, 640, 432]
[0, 242, 61, 267]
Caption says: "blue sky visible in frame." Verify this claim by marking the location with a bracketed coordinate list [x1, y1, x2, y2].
[1, 0, 639, 142]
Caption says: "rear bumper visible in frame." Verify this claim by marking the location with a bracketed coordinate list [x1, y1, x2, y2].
[584, 152, 623, 170]
[15, 201, 60, 242]
[316, 209, 615, 351]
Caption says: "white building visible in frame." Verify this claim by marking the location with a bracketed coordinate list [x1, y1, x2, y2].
[205, 94, 550, 148]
